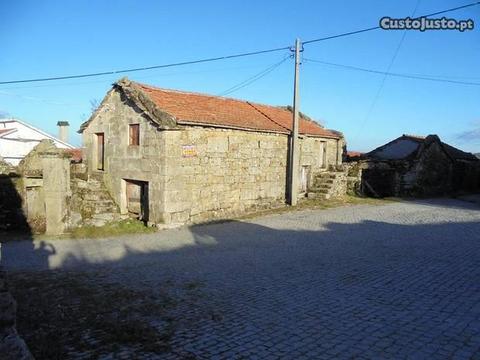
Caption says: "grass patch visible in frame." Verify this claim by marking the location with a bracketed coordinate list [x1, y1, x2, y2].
[1, 220, 157, 242]
[238, 195, 396, 220]
[9, 271, 177, 359]
[68, 219, 157, 239]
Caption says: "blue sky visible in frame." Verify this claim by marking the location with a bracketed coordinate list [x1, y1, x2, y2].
[1, 0, 479, 152]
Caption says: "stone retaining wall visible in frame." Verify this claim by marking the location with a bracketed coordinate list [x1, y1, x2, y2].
[1, 141, 121, 236]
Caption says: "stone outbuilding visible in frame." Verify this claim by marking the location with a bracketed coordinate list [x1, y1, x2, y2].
[79, 78, 345, 226]
[358, 134, 479, 197]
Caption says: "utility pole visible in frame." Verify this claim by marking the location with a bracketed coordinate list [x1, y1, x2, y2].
[288, 38, 301, 206]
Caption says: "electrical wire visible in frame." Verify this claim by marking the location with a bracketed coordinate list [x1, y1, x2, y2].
[303, 58, 480, 86]
[0, 46, 290, 85]
[1, 2, 478, 86]
[218, 55, 291, 96]
[2, 63, 285, 91]
[303, 1, 480, 45]
[352, 0, 421, 142]
[0, 90, 82, 106]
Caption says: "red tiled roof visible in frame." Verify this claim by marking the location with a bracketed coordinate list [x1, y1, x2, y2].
[347, 151, 364, 157]
[64, 148, 82, 162]
[135, 82, 341, 138]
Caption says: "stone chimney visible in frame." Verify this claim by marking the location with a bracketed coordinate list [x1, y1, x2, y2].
[57, 121, 69, 143]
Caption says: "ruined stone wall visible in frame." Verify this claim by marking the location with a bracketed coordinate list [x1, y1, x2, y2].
[402, 142, 453, 196]
[361, 141, 458, 198]
[344, 162, 364, 195]
[15, 140, 74, 234]
[452, 160, 480, 193]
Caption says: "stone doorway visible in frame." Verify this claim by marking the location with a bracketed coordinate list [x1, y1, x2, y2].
[125, 180, 149, 222]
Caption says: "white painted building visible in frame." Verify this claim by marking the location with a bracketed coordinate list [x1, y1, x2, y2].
[0, 119, 74, 165]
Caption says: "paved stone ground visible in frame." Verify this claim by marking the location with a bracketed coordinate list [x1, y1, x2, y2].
[2, 198, 480, 359]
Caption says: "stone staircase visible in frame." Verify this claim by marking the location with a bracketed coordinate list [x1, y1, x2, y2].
[307, 171, 347, 200]
[70, 174, 123, 227]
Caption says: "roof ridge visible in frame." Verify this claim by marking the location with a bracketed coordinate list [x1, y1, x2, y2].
[132, 80, 297, 117]
[134, 80, 258, 104]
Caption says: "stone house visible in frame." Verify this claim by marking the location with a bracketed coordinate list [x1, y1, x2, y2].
[358, 134, 479, 197]
[79, 78, 345, 226]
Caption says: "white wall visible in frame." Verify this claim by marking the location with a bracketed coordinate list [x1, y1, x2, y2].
[0, 120, 74, 165]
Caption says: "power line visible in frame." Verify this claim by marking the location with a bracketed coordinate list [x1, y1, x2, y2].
[218, 55, 291, 96]
[303, 1, 480, 45]
[1, 1, 478, 86]
[0, 46, 290, 85]
[2, 63, 284, 91]
[351, 0, 422, 142]
[0, 90, 82, 106]
[304, 58, 480, 86]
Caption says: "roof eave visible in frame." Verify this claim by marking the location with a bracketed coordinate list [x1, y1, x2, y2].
[177, 119, 341, 138]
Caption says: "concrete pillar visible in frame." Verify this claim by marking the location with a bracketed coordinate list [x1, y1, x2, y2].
[40, 150, 71, 235]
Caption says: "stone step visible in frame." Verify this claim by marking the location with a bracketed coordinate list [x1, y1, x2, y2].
[307, 192, 331, 200]
[309, 188, 329, 194]
[310, 184, 331, 191]
[82, 193, 115, 202]
[316, 173, 337, 179]
[92, 206, 118, 213]
[314, 179, 334, 186]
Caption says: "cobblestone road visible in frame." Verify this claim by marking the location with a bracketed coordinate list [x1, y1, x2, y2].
[2, 198, 480, 359]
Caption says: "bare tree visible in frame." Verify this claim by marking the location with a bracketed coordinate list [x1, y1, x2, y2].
[89, 98, 100, 113]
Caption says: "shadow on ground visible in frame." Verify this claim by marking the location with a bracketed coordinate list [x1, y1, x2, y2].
[2, 197, 480, 358]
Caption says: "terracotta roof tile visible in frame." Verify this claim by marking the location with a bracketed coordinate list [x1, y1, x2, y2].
[64, 148, 82, 162]
[134, 82, 341, 138]
[346, 151, 364, 157]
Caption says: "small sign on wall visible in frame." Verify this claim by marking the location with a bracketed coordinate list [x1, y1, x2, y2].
[182, 145, 197, 157]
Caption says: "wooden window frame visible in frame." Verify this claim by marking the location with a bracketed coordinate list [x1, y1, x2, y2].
[129, 124, 140, 146]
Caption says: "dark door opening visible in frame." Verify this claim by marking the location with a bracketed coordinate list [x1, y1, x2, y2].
[125, 180, 149, 223]
[362, 169, 396, 197]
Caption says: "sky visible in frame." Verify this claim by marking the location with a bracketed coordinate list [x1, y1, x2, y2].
[1, 0, 479, 152]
